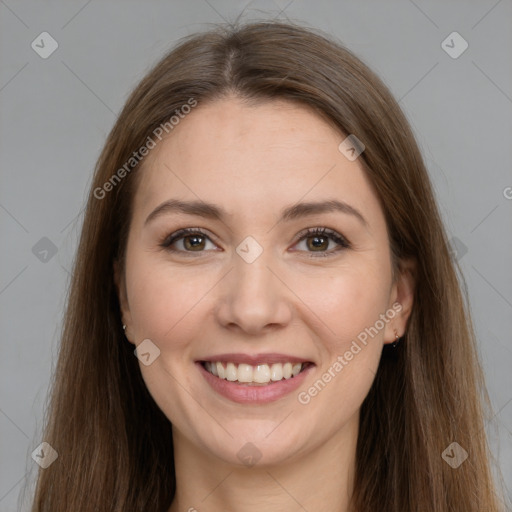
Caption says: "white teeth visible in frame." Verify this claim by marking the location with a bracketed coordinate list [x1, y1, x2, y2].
[204, 361, 307, 384]
[237, 363, 253, 383]
[226, 362, 237, 382]
[270, 363, 283, 381]
[253, 364, 270, 383]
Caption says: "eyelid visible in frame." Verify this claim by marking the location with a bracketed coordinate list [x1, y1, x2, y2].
[160, 227, 218, 251]
[292, 227, 351, 256]
[160, 226, 350, 256]
[294, 226, 349, 244]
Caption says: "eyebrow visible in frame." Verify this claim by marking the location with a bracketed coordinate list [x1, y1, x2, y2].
[144, 198, 368, 227]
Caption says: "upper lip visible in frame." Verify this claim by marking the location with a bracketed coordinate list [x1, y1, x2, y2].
[198, 353, 313, 365]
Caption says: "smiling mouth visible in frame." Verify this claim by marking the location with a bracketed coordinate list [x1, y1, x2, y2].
[200, 361, 313, 386]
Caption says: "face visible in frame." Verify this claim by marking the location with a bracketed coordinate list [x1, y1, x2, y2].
[116, 97, 414, 468]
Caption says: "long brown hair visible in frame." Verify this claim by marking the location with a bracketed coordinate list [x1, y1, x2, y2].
[31, 20, 505, 511]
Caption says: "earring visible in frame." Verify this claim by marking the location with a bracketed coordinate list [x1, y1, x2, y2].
[391, 330, 400, 348]
[122, 324, 127, 331]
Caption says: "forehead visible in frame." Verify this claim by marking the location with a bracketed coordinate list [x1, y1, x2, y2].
[132, 97, 384, 228]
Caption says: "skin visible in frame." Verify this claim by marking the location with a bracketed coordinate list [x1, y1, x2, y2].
[115, 97, 415, 512]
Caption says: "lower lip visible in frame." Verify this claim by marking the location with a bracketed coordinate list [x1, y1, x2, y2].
[196, 362, 314, 404]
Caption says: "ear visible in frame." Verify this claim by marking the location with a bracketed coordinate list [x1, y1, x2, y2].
[113, 259, 135, 345]
[384, 257, 416, 344]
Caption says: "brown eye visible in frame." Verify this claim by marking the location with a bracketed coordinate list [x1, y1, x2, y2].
[182, 234, 206, 251]
[306, 234, 330, 251]
[293, 227, 350, 257]
[160, 228, 217, 253]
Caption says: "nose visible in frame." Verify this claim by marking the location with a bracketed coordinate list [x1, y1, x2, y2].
[214, 250, 293, 336]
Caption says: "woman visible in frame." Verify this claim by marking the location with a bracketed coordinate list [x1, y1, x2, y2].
[31, 20, 504, 511]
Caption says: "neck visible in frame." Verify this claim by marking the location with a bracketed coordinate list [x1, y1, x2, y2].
[168, 414, 358, 512]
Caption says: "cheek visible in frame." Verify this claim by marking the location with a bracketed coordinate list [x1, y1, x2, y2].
[292, 259, 391, 347]
[293, 267, 388, 429]
[125, 255, 210, 347]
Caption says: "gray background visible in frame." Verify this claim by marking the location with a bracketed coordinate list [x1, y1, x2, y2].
[1, 1, 511, 510]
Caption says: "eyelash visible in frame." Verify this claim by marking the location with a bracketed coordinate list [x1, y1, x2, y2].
[159, 227, 351, 258]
